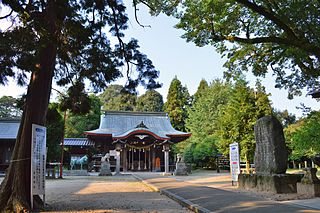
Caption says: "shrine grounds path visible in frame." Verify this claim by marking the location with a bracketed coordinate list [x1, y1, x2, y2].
[0, 174, 191, 213]
[1, 170, 320, 212]
[134, 170, 320, 213]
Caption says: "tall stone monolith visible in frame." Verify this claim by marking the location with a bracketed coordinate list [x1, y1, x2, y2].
[238, 116, 301, 194]
[254, 115, 288, 175]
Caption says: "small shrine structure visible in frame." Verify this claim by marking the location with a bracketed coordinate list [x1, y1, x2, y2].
[85, 111, 191, 173]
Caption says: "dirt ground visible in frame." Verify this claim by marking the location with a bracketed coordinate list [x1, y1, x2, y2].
[43, 174, 191, 213]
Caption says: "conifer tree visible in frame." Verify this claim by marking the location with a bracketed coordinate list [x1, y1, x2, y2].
[164, 76, 190, 131]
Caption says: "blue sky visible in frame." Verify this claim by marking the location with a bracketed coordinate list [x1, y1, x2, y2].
[0, 1, 319, 117]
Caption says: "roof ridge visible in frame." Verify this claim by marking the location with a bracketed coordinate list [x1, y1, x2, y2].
[103, 111, 167, 116]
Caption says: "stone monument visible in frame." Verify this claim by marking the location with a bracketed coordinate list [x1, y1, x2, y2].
[238, 116, 301, 193]
[254, 116, 288, 174]
[99, 153, 112, 176]
[174, 154, 188, 176]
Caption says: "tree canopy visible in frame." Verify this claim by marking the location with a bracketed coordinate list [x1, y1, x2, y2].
[0, 96, 22, 118]
[99, 84, 136, 111]
[135, 90, 164, 112]
[164, 76, 191, 131]
[0, 0, 161, 211]
[143, 0, 320, 98]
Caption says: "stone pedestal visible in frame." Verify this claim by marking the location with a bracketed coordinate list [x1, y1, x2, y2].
[174, 162, 188, 176]
[297, 168, 320, 197]
[99, 162, 112, 176]
[238, 173, 301, 194]
[297, 183, 320, 197]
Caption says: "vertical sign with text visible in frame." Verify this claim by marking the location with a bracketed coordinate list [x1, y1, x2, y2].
[229, 142, 240, 182]
[31, 124, 46, 209]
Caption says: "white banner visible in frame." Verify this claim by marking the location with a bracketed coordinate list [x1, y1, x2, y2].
[229, 142, 240, 182]
[31, 124, 46, 196]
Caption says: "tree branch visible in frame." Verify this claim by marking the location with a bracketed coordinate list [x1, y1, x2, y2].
[235, 0, 297, 39]
[133, 2, 151, 28]
[0, 9, 13, 19]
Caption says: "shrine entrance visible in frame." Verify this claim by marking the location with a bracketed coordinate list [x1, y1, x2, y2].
[85, 111, 191, 174]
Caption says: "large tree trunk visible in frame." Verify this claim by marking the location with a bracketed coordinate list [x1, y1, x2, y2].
[0, 1, 60, 211]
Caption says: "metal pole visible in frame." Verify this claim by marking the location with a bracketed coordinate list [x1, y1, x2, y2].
[59, 110, 67, 178]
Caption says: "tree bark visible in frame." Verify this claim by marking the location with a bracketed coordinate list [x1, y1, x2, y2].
[0, 1, 60, 211]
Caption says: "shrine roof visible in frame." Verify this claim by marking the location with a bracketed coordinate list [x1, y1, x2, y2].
[85, 111, 191, 141]
[0, 119, 20, 139]
[63, 138, 95, 146]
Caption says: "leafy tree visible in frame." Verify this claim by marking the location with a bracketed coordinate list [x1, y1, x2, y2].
[284, 118, 306, 161]
[0, 1, 160, 211]
[135, 90, 164, 112]
[289, 111, 320, 159]
[179, 79, 232, 166]
[46, 103, 64, 162]
[215, 79, 272, 171]
[65, 94, 101, 138]
[164, 76, 191, 131]
[192, 79, 209, 104]
[0, 96, 22, 118]
[100, 84, 137, 111]
[143, 0, 320, 97]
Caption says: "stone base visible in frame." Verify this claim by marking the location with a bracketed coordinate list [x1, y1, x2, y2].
[99, 163, 112, 176]
[64, 170, 89, 176]
[174, 162, 188, 176]
[162, 172, 172, 176]
[238, 174, 301, 194]
[297, 183, 320, 197]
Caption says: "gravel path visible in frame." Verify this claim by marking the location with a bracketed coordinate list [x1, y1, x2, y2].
[41, 175, 191, 212]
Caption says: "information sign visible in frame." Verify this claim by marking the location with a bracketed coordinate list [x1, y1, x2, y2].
[229, 142, 240, 183]
[31, 124, 46, 209]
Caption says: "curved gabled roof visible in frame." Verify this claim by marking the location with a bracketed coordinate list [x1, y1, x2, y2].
[85, 111, 191, 142]
[0, 119, 20, 139]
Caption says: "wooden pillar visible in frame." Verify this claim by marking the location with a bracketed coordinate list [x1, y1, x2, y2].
[123, 147, 127, 172]
[148, 148, 151, 171]
[128, 149, 131, 171]
[144, 149, 147, 170]
[138, 149, 141, 170]
[131, 149, 134, 170]
[152, 146, 156, 172]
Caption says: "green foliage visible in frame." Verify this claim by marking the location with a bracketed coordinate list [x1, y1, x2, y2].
[187, 79, 232, 140]
[143, 0, 320, 97]
[181, 79, 232, 166]
[0, 96, 22, 118]
[216, 79, 272, 162]
[164, 76, 191, 131]
[192, 79, 209, 104]
[289, 111, 320, 159]
[65, 94, 101, 138]
[284, 119, 306, 160]
[99, 85, 136, 111]
[46, 103, 64, 162]
[135, 90, 164, 112]
[0, 1, 161, 92]
[59, 82, 91, 114]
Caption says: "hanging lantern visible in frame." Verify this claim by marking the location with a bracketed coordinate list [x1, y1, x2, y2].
[115, 142, 122, 151]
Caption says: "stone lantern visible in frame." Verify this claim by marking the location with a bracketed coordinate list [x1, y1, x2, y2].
[162, 142, 171, 175]
[114, 141, 122, 175]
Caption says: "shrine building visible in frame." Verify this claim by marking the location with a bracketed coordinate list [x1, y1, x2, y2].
[85, 111, 191, 173]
